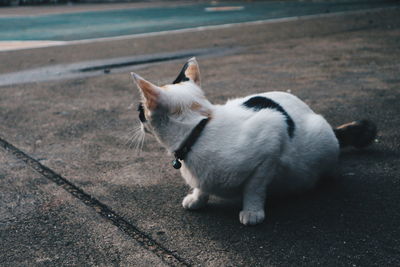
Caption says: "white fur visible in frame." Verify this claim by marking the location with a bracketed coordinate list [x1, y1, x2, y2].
[133, 63, 339, 226]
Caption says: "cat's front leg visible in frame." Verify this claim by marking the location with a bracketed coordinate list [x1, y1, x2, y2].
[239, 189, 266, 226]
[239, 162, 275, 226]
[182, 188, 209, 210]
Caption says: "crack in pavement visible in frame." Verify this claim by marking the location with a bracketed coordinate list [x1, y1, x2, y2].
[0, 136, 191, 267]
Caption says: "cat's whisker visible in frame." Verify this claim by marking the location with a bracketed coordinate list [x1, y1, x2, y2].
[132, 132, 141, 148]
[126, 135, 136, 149]
[124, 125, 143, 147]
[129, 131, 141, 149]
[139, 132, 146, 154]
[124, 126, 138, 141]
[124, 132, 137, 147]
[125, 124, 146, 155]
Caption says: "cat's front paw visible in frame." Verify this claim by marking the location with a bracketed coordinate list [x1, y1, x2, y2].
[182, 194, 207, 210]
[239, 210, 265, 226]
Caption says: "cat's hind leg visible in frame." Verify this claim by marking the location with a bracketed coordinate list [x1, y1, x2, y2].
[182, 188, 209, 210]
[240, 161, 276, 226]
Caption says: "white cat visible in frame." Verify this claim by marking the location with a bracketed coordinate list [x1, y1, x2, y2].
[131, 58, 376, 225]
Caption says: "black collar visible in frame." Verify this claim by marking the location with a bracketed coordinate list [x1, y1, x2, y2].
[172, 118, 209, 169]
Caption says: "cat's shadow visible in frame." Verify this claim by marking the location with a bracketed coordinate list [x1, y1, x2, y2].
[186, 147, 398, 260]
[195, 174, 343, 225]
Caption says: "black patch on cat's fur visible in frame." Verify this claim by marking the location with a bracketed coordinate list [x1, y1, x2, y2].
[243, 96, 295, 138]
[137, 103, 146, 122]
[172, 62, 190, 84]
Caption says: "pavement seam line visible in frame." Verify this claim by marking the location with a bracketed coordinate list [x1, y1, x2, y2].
[0, 137, 191, 267]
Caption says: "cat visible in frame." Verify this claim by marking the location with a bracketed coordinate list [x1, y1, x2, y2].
[130, 57, 377, 225]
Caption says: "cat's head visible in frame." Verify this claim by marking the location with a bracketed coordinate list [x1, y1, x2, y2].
[131, 58, 212, 148]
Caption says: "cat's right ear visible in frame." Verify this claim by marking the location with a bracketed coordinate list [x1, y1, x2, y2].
[131, 72, 160, 110]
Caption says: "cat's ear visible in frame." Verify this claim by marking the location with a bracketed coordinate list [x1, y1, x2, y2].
[173, 57, 201, 86]
[131, 72, 160, 110]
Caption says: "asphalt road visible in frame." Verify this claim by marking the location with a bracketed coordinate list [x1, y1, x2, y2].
[1, 5, 400, 267]
[0, 0, 398, 41]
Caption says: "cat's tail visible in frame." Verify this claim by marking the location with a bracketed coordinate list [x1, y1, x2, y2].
[333, 120, 377, 148]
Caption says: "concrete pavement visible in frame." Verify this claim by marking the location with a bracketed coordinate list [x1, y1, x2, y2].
[1, 6, 400, 266]
[0, 147, 168, 266]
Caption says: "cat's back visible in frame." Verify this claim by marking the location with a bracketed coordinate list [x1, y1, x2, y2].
[259, 91, 314, 118]
[217, 90, 338, 162]
[206, 92, 297, 159]
[220, 91, 315, 131]
[225, 91, 313, 115]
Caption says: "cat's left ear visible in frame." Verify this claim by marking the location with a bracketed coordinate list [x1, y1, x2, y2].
[173, 57, 201, 86]
[131, 72, 160, 110]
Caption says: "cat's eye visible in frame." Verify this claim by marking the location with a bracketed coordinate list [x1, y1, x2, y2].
[137, 103, 147, 123]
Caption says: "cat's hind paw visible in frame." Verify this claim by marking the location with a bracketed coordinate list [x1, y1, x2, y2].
[239, 210, 265, 226]
[182, 194, 207, 210]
